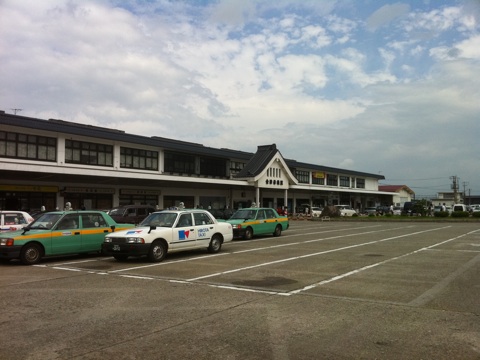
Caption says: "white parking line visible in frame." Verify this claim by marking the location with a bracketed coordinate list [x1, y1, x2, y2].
[187, 226, 450, 281]
[109, 225, 388, 272]
[290, 227, 479, 295]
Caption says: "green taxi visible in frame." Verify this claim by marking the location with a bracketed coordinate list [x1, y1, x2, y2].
[227, 207, 289, 240]
[0, 211, 134, 265]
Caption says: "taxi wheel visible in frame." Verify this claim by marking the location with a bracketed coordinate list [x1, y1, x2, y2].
[273, 225, 282, 237]
[244, 227, 253, 240]
[20, 243, 43, 265]
[208, 235, 222, 253]
[148, 241, 166, 262]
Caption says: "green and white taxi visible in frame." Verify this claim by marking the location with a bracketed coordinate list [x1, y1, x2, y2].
[227, 207, 289, 240]
[0, 211, 134, 265]
[102, 209, 233, 262]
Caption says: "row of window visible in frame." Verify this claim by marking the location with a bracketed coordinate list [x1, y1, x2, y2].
[295, 170, 365, 189]
[0, 131, 56, 161]
[1, 130, 365, 187]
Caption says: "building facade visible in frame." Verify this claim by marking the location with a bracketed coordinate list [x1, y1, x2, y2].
[378, 185, 415, 207]
[0, 111, 394, 214]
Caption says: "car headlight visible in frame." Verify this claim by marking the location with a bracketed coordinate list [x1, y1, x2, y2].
[104, 238, 112, 243]
[126, 237, 145, 244]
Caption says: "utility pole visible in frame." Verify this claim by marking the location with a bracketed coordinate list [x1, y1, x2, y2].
[11, 108, 22, 115]
[462, 181, 468, 204]
[450, 175, 459, 203]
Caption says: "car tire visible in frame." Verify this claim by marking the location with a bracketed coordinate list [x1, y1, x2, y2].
[20, 243, 43, 265]
[208, 235, 222, 253]
[148, 240, 167, 262]
[244, 227, 253, 240]
[273, 225, 282, 237]
[113, 254, 129, 261]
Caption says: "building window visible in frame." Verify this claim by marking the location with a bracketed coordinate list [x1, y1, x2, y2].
[0, 131, 56, 161]
[230, 161, 245, 175]
[164, 151, 195, 174]
[120, 147, 158, 170]
[65, 140, 113, 166]
[340, 176, 350, 187]
[200, 156, 226, 177]
[356, 178, 365, 189]
[327, 174, 338, 186]
[296, 170, 309, 184]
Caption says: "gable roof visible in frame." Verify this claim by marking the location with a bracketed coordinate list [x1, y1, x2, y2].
[234, 144, 278, 178]
[379, 185, 415, 195]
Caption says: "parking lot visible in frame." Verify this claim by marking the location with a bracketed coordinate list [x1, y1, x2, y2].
[1, 221, 479, 359]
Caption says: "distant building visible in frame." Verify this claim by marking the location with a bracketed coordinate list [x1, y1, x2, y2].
[430, 192, 461, 207]
[378, 185, 415, 206]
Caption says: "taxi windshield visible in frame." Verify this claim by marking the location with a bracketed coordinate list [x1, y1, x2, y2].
[140, 212, 177, 228]
[230, 209, 256, 220]
[27, 213, 62, 230]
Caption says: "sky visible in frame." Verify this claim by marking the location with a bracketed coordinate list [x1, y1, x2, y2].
[1, 0, 479, 198]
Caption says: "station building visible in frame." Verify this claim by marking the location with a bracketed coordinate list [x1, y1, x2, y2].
[0, 110, 395, 213]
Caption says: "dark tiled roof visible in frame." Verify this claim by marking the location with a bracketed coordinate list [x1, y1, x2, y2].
[234, 144, 278, 178]
[0, 111, 252, 160]
[0, 111, 385, 179]
[285, 159, 385, 180]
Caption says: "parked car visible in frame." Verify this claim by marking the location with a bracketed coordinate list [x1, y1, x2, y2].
[375, 206, 392, 215]
[334, 205, 357, 217]
[0, 211, 134, 265]
[108, 205, 156, 224]
[402, 201, 427, 216]
[470, 204, 480, 213]
[0, 211, 34, 233]
[311, 207, 323, 217]
[364, 207, 377, 216]
[103, 209, 232, 262]
[207, 208, 234, 220]
[227, 207, 289, 240]
[452, 204, 468, 212]
[392, 206, 402, 215]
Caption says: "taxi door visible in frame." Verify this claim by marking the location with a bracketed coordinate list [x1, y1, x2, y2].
[80, 213, 111, 252]
[193, 212, 215, 248]
[255, 209, 271, 234]
[264, 208, 280, 231]
[171, 213, 197, 250]
[50, 214, 82, 255]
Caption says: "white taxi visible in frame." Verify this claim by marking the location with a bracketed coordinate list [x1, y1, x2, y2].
[102, 209, 233, 262]
[0, 211, 34, 233]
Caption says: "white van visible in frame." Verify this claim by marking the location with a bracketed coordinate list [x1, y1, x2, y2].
[452, 204, 468, 212]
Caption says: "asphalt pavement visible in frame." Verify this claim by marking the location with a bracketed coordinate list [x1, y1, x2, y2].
[1, 220, 479, 359]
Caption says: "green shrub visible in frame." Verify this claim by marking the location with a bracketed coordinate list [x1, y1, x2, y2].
[434, 211, 449, 218]
[451, 211, 469, 218]
[472, 212, 480, 218]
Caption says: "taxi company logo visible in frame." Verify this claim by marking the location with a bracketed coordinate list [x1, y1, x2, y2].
[126, 230, 143, 235]
[178, 230, 190, 240]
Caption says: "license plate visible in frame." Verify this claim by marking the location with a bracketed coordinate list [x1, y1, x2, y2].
[113, 244, 121, 251]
